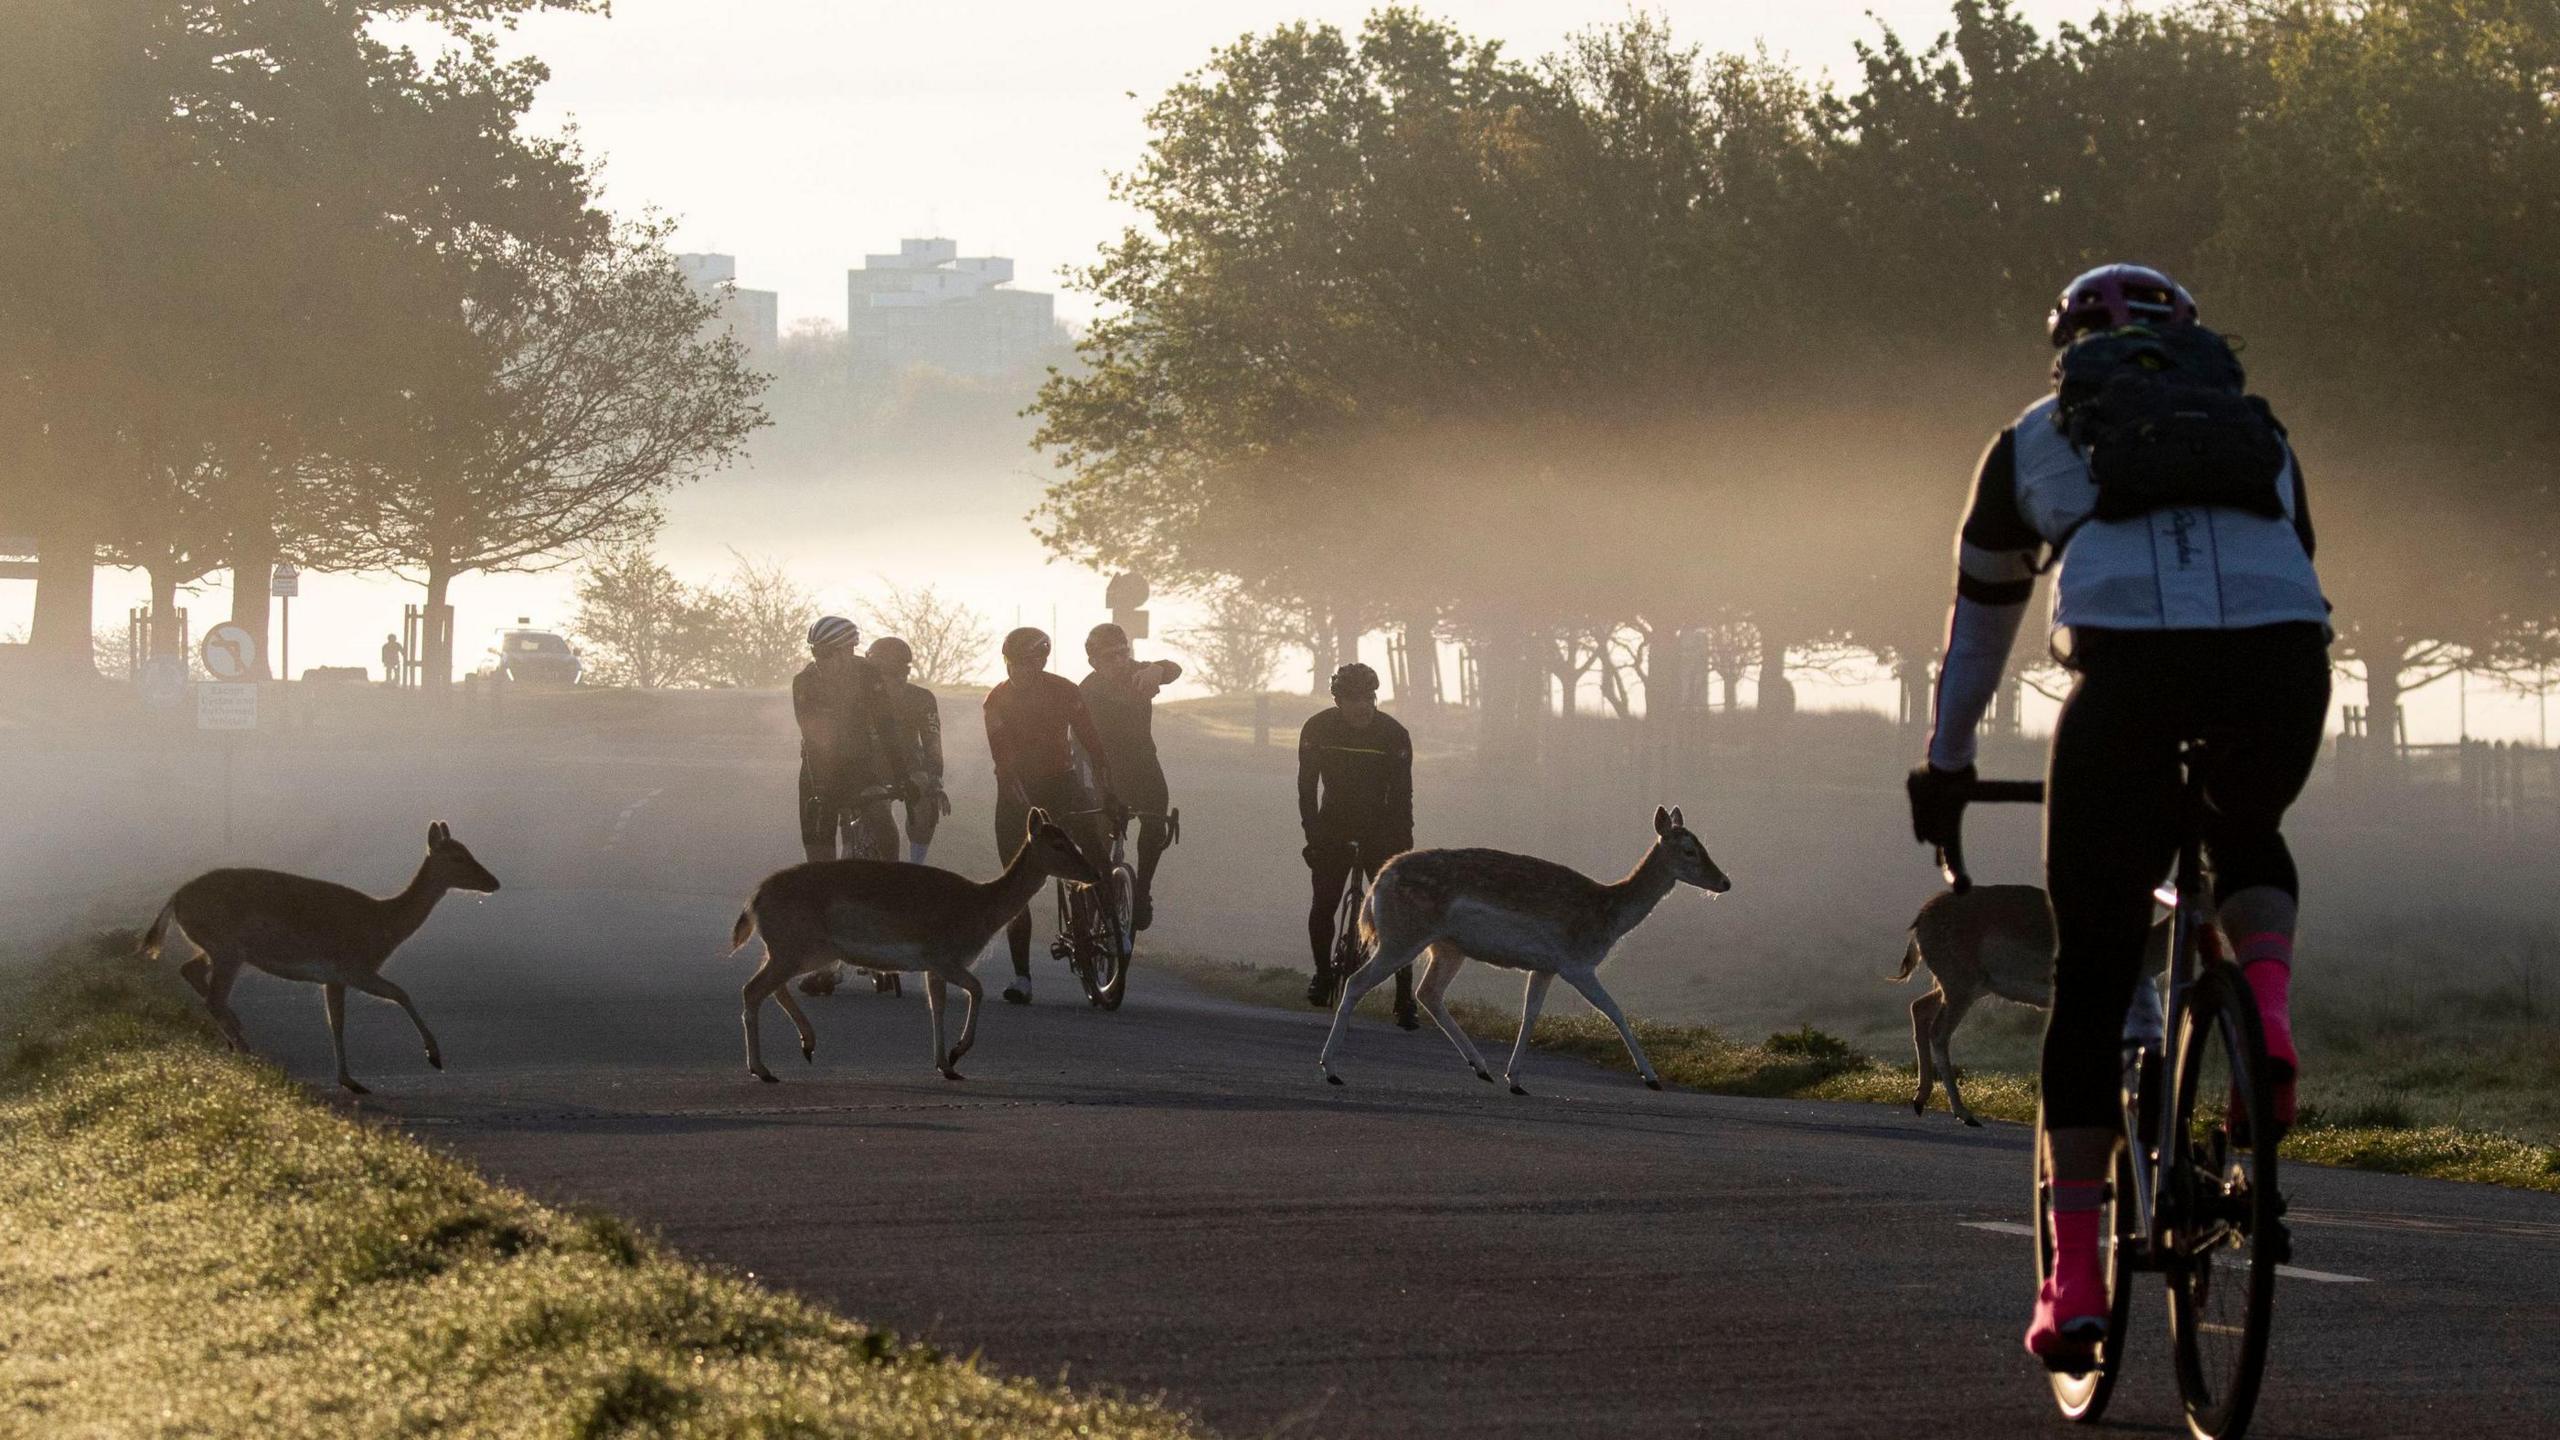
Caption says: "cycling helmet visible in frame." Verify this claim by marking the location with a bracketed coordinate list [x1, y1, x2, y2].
[807, 615, 859, 655]
[1329, 662, 1381, 699]
[866, 636, 912, 671]
[2048, 263, 2197, 347]
[1001, 626, 1051, 668]
[1084, 622, 1131, 661]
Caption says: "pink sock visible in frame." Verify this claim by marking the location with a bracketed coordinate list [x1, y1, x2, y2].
[2236, 933, 2296, 1069]
[2048, 1182, 2107, 1308]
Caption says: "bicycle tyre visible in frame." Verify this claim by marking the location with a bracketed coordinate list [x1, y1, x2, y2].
[1094, 864, 1135, 1011]
[2036, 1133, 2137, 1422]
[2165, 966, 2281, 1440]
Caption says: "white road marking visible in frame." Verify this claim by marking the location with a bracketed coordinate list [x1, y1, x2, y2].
[1960, 1221, 2374, 1284]
[608, 787, 666, 850]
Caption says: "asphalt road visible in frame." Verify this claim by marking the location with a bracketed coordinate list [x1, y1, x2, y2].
[223, 900, 2559, 1439]
[24, 702, 2558, 1437]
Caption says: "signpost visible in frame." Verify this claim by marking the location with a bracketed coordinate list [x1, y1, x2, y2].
[201, 622, 257, 681]
[197, 625, 260, 847]
[270, 564, 300, 681]
[1106, 572, 1151, 641]
[138, 656, 187, 710]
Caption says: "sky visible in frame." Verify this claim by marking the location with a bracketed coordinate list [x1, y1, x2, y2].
[498, 0, 2119, 330]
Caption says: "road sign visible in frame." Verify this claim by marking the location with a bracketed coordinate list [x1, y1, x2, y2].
[201, 623, 257, 680]
[269, 563, 300, 597]
[1106, 572, 1151, 611]
[197, 682, 257, 731]
[138, 656, 188, 710]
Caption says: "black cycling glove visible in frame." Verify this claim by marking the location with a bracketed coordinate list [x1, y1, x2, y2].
[1905, 763, 1976, 850]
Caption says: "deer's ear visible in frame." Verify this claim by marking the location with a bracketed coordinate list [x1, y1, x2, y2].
[1670, 806, 1685, 830]
[1026, 807, 1049, 832]
[428, 822, 449, 846]
[1654, 806, 1672, 836]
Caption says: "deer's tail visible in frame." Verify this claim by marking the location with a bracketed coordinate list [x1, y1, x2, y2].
[1890, 928, 1921, 982]
[141, 899, 178, 961]
[727, 905, 757, 957]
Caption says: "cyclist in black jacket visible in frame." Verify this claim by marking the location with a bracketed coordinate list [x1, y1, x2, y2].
[1299, 662, 1417, 1025]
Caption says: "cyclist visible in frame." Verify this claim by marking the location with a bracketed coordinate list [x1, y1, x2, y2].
[985, 626, 1114, 1004]
[869, 636, 947, 866]
[1299, 662, 1417, 1026]
[1079, 623, 1183, 931]
[1907, 264, 2329, 1368]
[792, 616, 918, 996]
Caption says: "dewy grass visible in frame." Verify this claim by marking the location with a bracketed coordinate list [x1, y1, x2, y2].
[1158, 955, 2560, 1197]
[0, 934, 1212, 1440]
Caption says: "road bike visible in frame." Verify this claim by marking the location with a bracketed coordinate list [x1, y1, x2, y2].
[1049, 806, 1177, 1011]
[1933, 743, 2285, 1440]
[1321, 841, 1418, 1030]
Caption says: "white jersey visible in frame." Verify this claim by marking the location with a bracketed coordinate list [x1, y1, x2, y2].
[1958, 396, 2330, 634]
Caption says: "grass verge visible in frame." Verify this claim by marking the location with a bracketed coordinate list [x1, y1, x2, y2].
[1158, 955, 2560, 1196]
[0, 933, 1211, 1440]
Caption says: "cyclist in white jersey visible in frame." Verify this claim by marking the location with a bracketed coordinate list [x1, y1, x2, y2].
[1908, 264, 2330, 1368]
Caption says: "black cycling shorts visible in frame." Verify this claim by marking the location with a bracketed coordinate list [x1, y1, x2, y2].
[2040, 622, 2329, 1129]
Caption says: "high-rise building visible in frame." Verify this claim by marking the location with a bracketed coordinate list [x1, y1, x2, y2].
[845, 237, 1058, 378]
[675, 253, 780, 356]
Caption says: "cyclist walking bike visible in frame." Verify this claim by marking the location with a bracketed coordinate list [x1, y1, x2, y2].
[1908, 264, 2327, 1437]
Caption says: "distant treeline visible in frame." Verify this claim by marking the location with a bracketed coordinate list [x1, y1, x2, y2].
[1033, 1, 2560, 745]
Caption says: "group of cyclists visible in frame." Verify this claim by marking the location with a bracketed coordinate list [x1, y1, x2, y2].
[782, 259, 2326, 1423]
[786, 615, 1417, 1013]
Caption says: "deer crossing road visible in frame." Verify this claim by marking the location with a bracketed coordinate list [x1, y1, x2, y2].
[229, 890, 2558, 1439]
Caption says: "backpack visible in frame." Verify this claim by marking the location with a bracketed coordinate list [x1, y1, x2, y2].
[2049, 324, 2290, 523]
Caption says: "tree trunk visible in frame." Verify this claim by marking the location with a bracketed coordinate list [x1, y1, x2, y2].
[2366, 651, 2404, 773]
[1403, 617, 1439, 707]
[148, 564, 184, 660]
[1720, 670, 1740, 711]
[1334, 609, 1362, 684]
[1307, 607, 1335, 696]
[229, 546, 274, 679]
[1756, 630, 1796, 718]
[27, 517, 97, 679]
[423, 566, 456, 693]
[1898, 656, 1934, 732]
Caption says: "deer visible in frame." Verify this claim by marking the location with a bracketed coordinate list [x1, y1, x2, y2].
[138, 822, 502, 1094]
[724, 807, 1101, 1083]
[1894, 884, 2167, 1126]
[1319, 805, 1730, 1095]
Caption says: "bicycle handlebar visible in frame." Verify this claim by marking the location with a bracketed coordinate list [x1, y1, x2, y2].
[1935, 778, 2045, 895]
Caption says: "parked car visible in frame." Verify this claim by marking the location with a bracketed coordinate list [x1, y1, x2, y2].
[477, 626, 583, 686]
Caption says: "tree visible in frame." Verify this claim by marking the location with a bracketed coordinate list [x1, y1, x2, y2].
[0, 0, 610, 679]
[570, 545, 716, 689]
[1174, 590, 1297, 695]
[862, 581, 994, 687]
[698, 552, 816, 689]
[332, 220, 769, 689]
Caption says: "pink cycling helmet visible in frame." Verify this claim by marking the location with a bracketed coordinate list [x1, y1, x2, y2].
[2048, 264, 2198, 347]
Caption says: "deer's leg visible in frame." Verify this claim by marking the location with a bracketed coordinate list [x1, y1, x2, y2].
[342, 972, 442, 1072]
[1503, 969, 1557, 1096]
[741, 958, 791, 1083]
[1319, 936, 1428, 1085]
[1934, 990, 1982, 1126]
[178, 953, 212, 1000]
[1559, 968, 1662, 1090]
[1910, 988, 1946, 1115]
[771, 983, 818, 1065]
[201, 955, 250, 1052]
[947, 968, 984, 1069]
[322, 982, 368, 1095]
[1412, 942, 1497, 1084]
[924, 972, 965, 1080]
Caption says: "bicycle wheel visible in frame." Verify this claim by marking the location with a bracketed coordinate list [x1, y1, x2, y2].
[2035, 1135, 2137, 1422]
[1092, 865, 1136, 1011]
[2165, 966, 2281, 1440]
